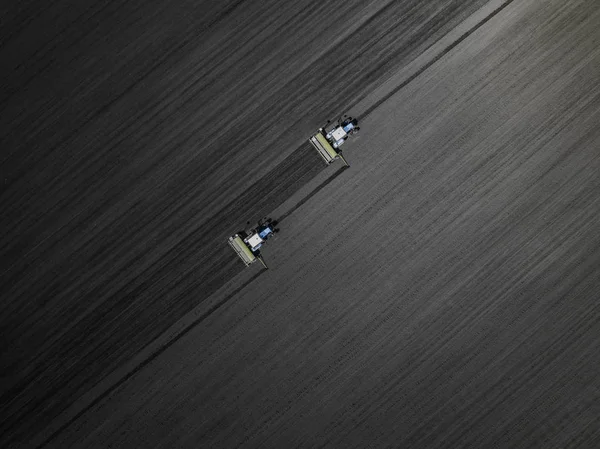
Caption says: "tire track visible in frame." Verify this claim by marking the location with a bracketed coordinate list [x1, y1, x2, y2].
[353, 0, 516, 119]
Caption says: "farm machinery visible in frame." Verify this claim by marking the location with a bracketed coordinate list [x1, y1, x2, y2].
[228, 115, 359, 270]
[309, 116, 359, 167]
[228, 218, 279, 269]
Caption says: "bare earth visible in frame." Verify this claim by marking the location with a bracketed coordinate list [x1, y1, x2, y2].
[1, 0, 599, 448]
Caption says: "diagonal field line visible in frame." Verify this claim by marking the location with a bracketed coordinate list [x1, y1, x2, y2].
[357, 0, 516, 120]
[34, 2, 516, 446]
[277, 165, 349, 223]
[35, 268, 266, 449]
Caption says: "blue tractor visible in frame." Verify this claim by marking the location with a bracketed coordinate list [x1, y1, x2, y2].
[228, 218, 279, 269]
[309, 115, 360, 166]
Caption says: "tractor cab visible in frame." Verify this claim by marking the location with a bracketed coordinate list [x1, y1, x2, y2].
[245, 223, 275, 252]
[327, 118, 359, 148]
